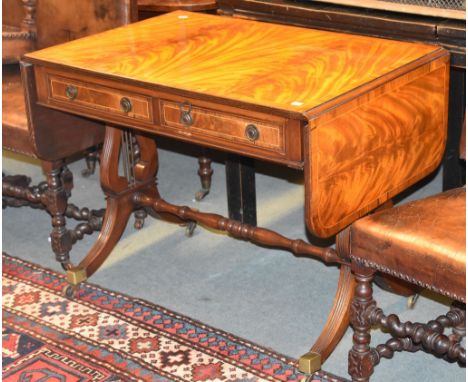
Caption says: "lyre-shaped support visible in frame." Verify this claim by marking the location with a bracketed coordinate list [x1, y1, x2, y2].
[65, 126, 160, 293]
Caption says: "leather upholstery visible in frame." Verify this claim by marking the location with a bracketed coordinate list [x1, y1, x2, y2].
[345, 187, 466, 302]
[2, 65, 35, 156]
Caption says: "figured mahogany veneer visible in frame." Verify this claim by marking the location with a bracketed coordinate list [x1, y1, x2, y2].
[305, 60, 449, 236]
[24, 11, 449, 237]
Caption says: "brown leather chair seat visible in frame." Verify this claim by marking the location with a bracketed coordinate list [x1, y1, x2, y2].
[2, 65, 34, 156]
[339, 186, 466, 381]
[348, 187, 466, 302]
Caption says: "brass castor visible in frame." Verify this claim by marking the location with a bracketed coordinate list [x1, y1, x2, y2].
[61, 261, 71, 272]
[134, 218, 145, 230]
[134, 209, 148, 230]
[185, 221, 197, 237]
[298, 352, 321, 376]
[195, 187, 210, 201]
[62, 284, 78, 299]
[81, 150, 99, 177]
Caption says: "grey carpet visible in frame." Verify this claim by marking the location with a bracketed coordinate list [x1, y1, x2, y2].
[2, 140, 465, 381]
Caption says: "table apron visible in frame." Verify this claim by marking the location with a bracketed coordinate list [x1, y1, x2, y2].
[33, 65, 304, 169]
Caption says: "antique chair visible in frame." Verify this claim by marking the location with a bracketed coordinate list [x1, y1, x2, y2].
[337, 124, 466, 380]
[2, 0, 139, 267]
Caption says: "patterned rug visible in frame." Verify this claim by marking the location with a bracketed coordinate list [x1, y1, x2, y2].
[2, 253, 346, 382]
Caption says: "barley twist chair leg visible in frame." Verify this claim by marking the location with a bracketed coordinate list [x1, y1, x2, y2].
[349, 263, 378, 382]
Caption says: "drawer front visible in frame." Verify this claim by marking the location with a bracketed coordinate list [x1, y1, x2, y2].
[34, 66, 302, 167]
[160, 100, 285, 153]
[48, 74, 152, 122]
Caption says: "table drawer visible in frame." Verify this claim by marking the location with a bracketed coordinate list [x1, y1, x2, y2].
[47, 74, 152, 122]
[160, 99, 285, 153]
[34, 66, 302, 167]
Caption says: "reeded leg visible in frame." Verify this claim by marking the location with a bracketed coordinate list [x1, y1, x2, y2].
[349, 263, 377, 382]
[63, 192, 135, 298]
[69, 193, 136, 278]
[42, 160, 73, 266]
[299, 263, 355, 373]
[195, 150, 213, 201]
[299, 228, 355, 372]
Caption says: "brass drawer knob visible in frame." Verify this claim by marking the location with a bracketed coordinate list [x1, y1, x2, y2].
[120, 97, 133, 113]
[179, 101, 193, 126]
[245, 124, 260, 141]
[65, 85, 78, 100]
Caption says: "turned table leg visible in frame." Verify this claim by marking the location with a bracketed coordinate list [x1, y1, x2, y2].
[195, 149, 213, 201]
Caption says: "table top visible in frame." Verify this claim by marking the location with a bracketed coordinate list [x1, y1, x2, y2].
[25, 11, 442, 117]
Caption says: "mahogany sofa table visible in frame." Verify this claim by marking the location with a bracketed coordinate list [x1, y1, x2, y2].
[22, 11, 449, 373]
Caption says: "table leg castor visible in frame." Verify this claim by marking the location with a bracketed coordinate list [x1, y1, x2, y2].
[62, 284, 79, 299]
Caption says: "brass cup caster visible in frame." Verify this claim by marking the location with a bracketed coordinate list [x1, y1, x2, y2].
[195, 176, 211, 201]
[81, 168, 94, 178]
[134, 209, 148, 230]
[298, 352, 321, 377]
[63, 267, 87, 299]
[62, 284, 79, 299]
[61, 261, 72, 272]
[195, 187, 210, 201]
[81, 151, 99, 178]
